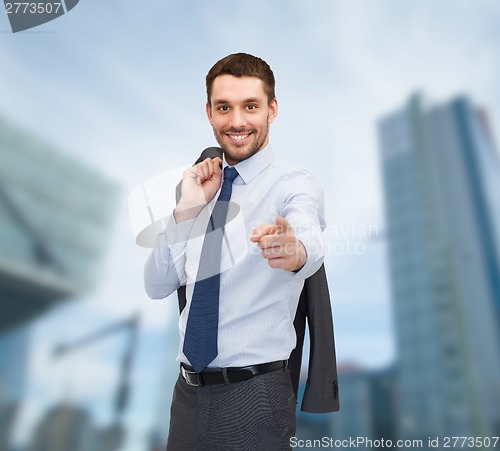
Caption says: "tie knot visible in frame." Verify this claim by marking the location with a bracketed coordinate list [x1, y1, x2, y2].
[223, 166, 239, 182]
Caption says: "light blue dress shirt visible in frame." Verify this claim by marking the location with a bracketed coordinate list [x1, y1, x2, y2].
[144, 145, 325, 368]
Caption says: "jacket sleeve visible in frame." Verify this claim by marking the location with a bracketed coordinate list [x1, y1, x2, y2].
[290, 264, 340, 413]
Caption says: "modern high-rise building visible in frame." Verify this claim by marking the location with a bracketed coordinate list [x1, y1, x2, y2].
[378, 94, 500, 443]
[28, 404, 94, 451]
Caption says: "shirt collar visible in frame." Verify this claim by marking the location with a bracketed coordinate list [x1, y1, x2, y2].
[223, 144, 275, 185]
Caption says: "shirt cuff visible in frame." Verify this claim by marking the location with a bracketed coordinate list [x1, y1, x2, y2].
[152, 214, 196, 265]
[292, 230, 324, 279]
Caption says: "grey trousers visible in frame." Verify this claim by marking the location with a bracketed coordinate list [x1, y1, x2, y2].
[166, 365, 297, 450]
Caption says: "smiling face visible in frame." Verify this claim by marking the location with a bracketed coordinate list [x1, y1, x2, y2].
[206, 75, 278, 166]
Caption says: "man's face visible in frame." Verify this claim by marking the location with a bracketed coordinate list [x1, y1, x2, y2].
[206, 75, 278, 166]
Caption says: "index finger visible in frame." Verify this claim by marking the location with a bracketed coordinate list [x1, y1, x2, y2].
[212, 157, 222, 175]
[250, 224, 278, 242]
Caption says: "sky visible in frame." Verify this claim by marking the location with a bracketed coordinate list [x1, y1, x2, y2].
[1, 1, 500, 449]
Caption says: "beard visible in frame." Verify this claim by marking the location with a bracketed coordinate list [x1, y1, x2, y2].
[212, 122, 270, 166]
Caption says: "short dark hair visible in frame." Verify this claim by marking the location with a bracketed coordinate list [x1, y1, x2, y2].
[206, 53, 276, 105]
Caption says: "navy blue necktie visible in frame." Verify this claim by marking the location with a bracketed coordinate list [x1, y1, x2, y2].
[183, 166, 239, 372]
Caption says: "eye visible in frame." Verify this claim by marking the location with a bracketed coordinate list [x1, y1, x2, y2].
[217, 105, 230, 111]
[246, 104, 258, 110]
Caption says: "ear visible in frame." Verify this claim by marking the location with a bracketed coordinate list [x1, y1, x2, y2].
[268, 97, 278, 125]
[206, 102, 213, 124]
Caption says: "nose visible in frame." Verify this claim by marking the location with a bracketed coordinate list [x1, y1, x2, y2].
[229, 109, 246, 129]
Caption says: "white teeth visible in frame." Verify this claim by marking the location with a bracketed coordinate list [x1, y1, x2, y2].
[230, 134, 248, 141]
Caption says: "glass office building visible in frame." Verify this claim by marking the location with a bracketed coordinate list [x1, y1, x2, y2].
[378, 94, 500, 443]
[0, 115, 119, 333]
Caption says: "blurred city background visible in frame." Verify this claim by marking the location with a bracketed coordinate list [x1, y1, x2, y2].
[1, 1, 499, 450]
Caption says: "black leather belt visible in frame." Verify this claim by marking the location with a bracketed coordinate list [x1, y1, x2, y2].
[180, 360, 286, 387]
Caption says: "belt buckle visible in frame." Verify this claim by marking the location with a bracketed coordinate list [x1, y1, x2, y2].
[181, 365, 202, 387]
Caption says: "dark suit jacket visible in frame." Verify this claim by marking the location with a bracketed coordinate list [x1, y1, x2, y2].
[176, 149, 339, 413]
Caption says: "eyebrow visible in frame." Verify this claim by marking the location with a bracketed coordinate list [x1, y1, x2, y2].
[212, 99, 229, 106]
[212, 98, 262, 106]
[243, 98, 261, 104]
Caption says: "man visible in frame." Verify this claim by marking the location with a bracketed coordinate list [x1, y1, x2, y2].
[144, 53, 326, 450]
